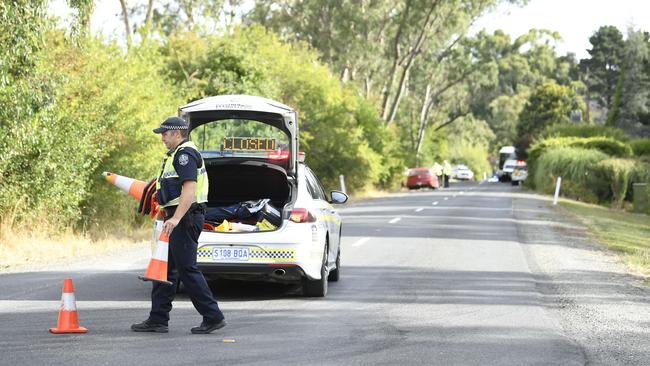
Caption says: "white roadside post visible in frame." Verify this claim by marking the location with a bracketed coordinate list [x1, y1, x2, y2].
[483, 172, 487, 181]
[553, 176, 562, 205]
[339, 174, 347, 194]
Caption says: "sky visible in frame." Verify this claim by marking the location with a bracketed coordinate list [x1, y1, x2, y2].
[472, 0, 650, 59]
[50, 0, 650, 60]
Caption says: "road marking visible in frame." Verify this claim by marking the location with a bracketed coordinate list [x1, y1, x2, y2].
[389, 217, 401, 224]
[460, 191, 464, 195]
[415, 208, 424, 212]
[432, 201, 438, 205]
[352, 237, 370, 247]
[444, 197, 449, 200]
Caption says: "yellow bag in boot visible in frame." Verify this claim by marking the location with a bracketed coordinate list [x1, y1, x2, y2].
[215, 220, 232, 232]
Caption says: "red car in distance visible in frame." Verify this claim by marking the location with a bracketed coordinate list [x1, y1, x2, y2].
[406, 167, 439, 189]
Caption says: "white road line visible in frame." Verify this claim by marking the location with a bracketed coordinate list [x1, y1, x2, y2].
[444, 197, 449, 200]
[415, 208, 424, 212]
[460, 191, 464, 195]
[432, 201, 439, 205]
[388, 217, 401, 224]
[352, 237, 370, 247]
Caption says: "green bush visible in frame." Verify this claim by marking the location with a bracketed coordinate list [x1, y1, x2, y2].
[0, 33, 182, 228]
[527, 136, 632, 187]
[593, 158, 636, 208]
[541, 124, 630, 142]
[533, 147, 609, 202]
[631, 139, 650, 157]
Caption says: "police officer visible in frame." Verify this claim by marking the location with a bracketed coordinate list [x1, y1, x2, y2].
[131, 117, 226, 334]
[442, 160, 452, 188]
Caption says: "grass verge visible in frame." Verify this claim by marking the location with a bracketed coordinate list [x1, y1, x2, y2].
[0, 218, 151, 270]
[558, 200, 650, 276]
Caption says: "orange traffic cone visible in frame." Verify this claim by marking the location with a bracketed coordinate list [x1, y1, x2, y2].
[138, 231, 173, 285]
[49, 278, 88, 334]
[102, 172, 147, 201]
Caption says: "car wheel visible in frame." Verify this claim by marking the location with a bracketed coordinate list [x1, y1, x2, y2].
[303, 244, 329, 297]
[328, 247, 340, 282]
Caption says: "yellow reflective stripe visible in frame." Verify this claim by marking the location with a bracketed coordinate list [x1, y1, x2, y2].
[158, 141, 209, 208]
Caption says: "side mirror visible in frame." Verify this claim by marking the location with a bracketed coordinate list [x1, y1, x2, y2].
[330, 190, 348, 204]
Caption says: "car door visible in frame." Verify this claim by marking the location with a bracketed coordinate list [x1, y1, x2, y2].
[304, 167, 340, 265]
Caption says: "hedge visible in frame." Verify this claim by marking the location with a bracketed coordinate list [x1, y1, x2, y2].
[631, 139, 650, 157]
[541, 124, 630, 142]
[527, 136, 631, 188]
[533, 147, 609, 203]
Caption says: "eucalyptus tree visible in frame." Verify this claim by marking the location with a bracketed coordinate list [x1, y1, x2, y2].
[468, 29, 578, 149]
[249, 0, 523, 125]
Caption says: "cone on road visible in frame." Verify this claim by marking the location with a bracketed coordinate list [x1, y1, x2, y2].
[103, 172, 147, 201]
[138, 231, 173, 285]
[49, 278, 88, 334]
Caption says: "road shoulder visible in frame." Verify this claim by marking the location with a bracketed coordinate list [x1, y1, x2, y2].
[513, 193, 650, 366]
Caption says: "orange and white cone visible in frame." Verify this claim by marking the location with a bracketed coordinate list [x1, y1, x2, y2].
[138, 231, 173, 285]
[49, 278, 88, 334]
[102, 172, 147, 201]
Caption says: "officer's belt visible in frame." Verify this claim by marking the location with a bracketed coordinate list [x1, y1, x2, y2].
[164, 203, 207, 217]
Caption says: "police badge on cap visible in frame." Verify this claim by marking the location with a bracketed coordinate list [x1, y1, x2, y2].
[153, 117, 189, 134]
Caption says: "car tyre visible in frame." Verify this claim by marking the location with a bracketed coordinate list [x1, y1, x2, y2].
[303, 244, 329, 297]
[328, 248, 340, 282]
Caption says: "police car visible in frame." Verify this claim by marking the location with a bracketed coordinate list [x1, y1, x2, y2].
[153, 95, 347, 297]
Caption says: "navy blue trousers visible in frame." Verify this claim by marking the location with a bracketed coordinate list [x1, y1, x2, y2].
[149, 210, 224, 325]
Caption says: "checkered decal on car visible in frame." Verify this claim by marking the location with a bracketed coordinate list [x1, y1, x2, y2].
[249, 249, 296, 260]
[197, 247, 211, 261]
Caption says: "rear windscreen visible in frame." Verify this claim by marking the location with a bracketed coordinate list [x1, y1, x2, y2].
[190, 119, 290, 166]
[409, 169, 431, 176]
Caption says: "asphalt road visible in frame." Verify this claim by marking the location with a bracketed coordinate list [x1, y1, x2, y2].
[1, 181, 648, 365]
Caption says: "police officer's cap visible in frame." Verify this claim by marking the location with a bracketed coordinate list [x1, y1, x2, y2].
[153, 117, 189, 134]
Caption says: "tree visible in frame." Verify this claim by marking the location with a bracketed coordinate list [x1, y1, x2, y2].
[467, 29, 579, 149]
[249, 0, 519, 125]
[613, 28, 650, 134]
[161, 26, 386, 191]
[579, 26, 625, 112]
[517, 81, 586, 154]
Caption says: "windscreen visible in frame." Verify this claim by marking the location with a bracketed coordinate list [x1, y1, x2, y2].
[409, 169, 431, 176]
[190, 118, 290, 168]
[499, 152, 516, 169]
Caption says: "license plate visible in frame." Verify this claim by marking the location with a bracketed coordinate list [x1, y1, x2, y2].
[212, 247, 249, 261]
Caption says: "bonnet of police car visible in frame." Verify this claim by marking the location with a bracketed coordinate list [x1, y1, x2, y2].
[179, 95, 298, 209]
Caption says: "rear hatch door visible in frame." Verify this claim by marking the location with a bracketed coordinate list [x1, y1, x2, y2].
[179, 95, 298, 178]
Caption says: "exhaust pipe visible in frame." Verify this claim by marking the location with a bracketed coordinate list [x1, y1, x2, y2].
[273, 269, 286, 276]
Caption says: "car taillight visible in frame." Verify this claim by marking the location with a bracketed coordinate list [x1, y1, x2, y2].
[289, 208, 316, 223]
[268, 151, 289, 160]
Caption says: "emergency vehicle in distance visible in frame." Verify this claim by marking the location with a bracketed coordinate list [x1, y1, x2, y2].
[497, 146, 517, 182]
[496, 145, 527, 184]
[153, 95, 348, 298]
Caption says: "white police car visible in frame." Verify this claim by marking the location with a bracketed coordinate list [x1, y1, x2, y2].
[153, 95, 347, 297]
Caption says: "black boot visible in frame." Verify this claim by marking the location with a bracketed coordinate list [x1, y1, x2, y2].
[131, 320, 168, 333]
[190, 319, 227, 334]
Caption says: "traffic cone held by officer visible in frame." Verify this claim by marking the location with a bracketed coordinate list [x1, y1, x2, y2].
[138, 230, 173, 285]
[103, 172, 160, 219]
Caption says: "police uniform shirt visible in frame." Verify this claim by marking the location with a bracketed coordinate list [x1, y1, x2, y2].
[169, 141, 202, 184]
